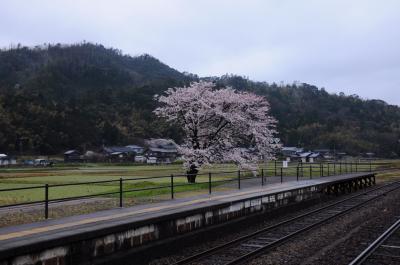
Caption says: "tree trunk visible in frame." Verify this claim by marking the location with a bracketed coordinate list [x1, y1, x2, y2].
[186, 165, 198, 183]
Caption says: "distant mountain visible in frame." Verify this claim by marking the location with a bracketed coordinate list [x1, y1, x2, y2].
[0, 43, 399, 157]
[0, 43, 190, 98]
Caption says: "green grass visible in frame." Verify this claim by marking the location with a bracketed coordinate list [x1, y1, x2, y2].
[0, 164, 240, 205]
[0, 161, 395, 206]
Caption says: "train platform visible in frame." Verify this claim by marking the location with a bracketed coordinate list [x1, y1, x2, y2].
[0, 172, 375, 265]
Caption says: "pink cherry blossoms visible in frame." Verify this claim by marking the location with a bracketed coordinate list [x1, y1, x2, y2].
[154, 81, 280, 172]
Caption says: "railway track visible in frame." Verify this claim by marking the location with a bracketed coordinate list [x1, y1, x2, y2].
[173, 181, 400, 265]
[348, 217, 400, 265]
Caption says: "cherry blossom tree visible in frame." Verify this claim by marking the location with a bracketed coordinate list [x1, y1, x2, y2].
[154, 81, 280, 183]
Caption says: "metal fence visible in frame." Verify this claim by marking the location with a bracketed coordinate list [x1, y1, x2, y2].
[0, 161, 392, 219]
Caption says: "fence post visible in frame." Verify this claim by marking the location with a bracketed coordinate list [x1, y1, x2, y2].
[274, 160, 277, 176]
[328, 163, 330, 176]
[340, 162, 342, 174]
[310, 165, 312, 179]
[238, 170, 241, 189]
[261, 168, 264, 186]
[320, 163, 323, 177]
[296, 166, 299, 181]
[119, 178, 123, 207]
[170, 174, 174, 199]
[356, 162, 358, 172]
[44, 184, 49, 219]
[208, 172, 212, 194]
[280, 167, 283, 183]
[334, 162, 336, 175]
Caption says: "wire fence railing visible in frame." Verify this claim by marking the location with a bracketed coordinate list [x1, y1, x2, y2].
[0, 161, 393, 219]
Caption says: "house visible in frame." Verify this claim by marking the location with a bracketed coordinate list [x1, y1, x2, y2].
[308, 152, 323, 163]
[64, 150, 82, 162]
[314, 149, 333, 159]
[299, 152, 312, 163]
[146, 157, 157, 164]
[282, 147, 304, 157]
[0, 154, 8, 166]
[145, 138, 178, 164]
[102, 145, 145, 162]
[298, 152, 323, 163]
[83, 151, 105, 162]
[281, 147, 304, 161]
[134, 155, 147, 163]
[102, 146, 137, 162]
[125, 145, 144, 154]
[0, 154, 17, 166]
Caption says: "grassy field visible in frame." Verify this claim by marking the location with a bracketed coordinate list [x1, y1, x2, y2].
[0, 161, 392, 206]
[0, 163, 242, 205]
[0, 160, 397, 227]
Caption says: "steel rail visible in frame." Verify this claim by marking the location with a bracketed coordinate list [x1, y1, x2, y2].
[173, 180, 400, 265]
[224, 183, 400, 265]
[348, 218, 400, 265]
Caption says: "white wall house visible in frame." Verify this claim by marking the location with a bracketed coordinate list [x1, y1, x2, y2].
[0, 154, 16, 166]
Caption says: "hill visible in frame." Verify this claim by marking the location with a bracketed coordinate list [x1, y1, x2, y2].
[213, 75, 400, 157]
[0, 43, 399, 157]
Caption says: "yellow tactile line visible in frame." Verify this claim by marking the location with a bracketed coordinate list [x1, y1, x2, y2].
[0, 182, 310, 241]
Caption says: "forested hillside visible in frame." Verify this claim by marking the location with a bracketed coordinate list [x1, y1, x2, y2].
[213, 76, 400, 157]
[0, 43, 399, 157]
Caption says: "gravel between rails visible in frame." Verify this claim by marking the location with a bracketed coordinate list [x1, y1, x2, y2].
[148, 182, 400, 265]
[247, 184, 400, 265]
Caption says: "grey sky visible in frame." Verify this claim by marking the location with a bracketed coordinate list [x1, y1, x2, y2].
[1, 0, 400, 105]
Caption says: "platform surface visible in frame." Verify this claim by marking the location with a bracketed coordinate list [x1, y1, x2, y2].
[0, 172, 373, 255]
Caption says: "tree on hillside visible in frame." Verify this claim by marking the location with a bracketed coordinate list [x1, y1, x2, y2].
[154, 81, 280, 183]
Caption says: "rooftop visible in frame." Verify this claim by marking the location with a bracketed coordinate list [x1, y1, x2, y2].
[125, 145, 143, 149]
[64, 150, 79, 155]
[103, 146, 137, 153]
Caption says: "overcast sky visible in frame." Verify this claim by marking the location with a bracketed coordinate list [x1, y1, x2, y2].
[1, 0, 399, 105]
